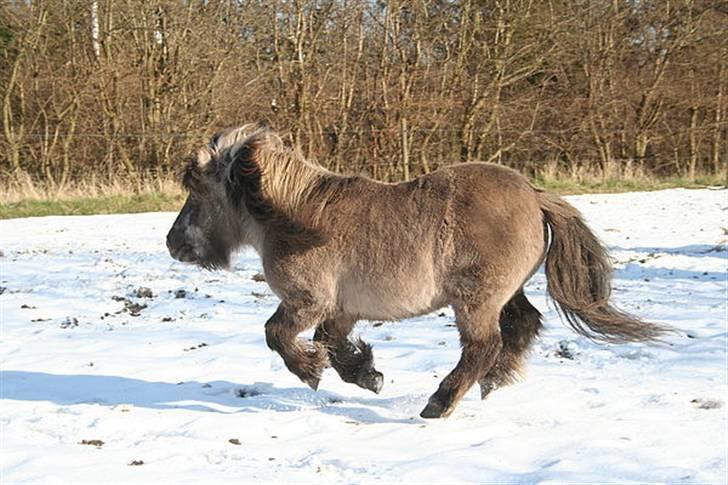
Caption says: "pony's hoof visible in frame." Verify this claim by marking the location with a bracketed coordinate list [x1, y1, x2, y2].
[419, 396, 452, 419]
[304, 376, 320, 391]
[479, 381, 496, 400]
[359, 370, 384, 394]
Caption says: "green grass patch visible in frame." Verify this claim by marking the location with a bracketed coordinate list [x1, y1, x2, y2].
[0, 192, 184, 219]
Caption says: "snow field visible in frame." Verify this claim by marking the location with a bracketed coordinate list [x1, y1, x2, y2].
[1, 188, 726, 483]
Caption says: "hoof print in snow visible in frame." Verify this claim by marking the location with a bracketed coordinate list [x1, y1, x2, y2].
[251, 272, 266, 282]
[228, 438, 241, 445]
[183, 342, 207, 352]
[618, 349, 654, 361]
[691, 398, 723, 410]
[60, 317, 79, 329]
[126, 302, 146, 316]
[554, 340, 577, 360]
[79, 439, 104, 448]
[173, 289, 187, 299]
[235, 387, 262, 398]
[134, 286, 154, 298]
[112, 296, 147, 316]
[128, 460, 144, 466]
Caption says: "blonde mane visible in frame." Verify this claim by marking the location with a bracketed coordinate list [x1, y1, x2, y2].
[240, 129, 331, 216]
[204, 125, 339, 232]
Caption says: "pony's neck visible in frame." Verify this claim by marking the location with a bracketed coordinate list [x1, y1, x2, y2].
[257, 145, 330, 215]
[240, 215, 265, 256]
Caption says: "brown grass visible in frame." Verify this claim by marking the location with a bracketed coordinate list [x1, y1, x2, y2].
[0, 167, 724, 219]
[0, 171, 182, 203]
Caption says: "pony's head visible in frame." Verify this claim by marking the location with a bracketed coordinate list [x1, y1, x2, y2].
[166, 124, 268, 269]
[167, 123, 327, 269]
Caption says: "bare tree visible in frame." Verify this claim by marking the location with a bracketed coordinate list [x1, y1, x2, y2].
[1, 0, 725, 186]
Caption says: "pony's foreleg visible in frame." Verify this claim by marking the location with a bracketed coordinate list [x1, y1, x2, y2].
[314, 316, 384, 394]
[479, 290, 542, 399]
[420, 303, 503, 419]
[265, 303, 329, 390]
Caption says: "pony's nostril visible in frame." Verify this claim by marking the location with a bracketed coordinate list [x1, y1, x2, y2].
[166, 228, 185, 254]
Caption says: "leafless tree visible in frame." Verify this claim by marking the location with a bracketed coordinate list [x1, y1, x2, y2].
[1, 0, 725, 186]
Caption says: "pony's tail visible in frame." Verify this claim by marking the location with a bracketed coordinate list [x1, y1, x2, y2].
[537, 190, 671, 343]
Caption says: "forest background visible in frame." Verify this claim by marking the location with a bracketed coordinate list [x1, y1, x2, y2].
[1, 1, 725, 216]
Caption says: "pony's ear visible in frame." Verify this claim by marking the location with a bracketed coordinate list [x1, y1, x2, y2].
[254, 119, 272, 130]
[208, 131, 221, 147]
[226, 141, 256, 204]
[180, 155, 209, 196]
[207, 128, 230, 151]
[226, 139, 273, 221]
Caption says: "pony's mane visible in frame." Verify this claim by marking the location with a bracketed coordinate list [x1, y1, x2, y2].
[203, 125, 259, 166]
[206, 124, 348, 245]
[181, 125, 259, 195]
[241, 130, 330, 212]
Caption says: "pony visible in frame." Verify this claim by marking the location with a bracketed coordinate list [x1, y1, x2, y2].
[166, 124, 669, 418]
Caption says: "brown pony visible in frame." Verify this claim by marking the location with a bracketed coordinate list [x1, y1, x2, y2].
[166, 124, 669, 419]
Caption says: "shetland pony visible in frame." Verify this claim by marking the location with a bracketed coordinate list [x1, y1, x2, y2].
[167, 125, 668, 418]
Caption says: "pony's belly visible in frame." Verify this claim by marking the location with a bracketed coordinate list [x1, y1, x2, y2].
[338, 280, 445, 321]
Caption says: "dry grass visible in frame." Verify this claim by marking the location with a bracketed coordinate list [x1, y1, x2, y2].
[0, 171, 184, 219]
[0, 171, 183, 203]
[0, 167, 724, 219]
[533, 160, 726, 194]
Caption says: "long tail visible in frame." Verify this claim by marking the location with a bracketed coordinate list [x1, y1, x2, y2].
[537, 190, 671, 343]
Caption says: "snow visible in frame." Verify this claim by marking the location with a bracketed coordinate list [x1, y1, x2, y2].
[1, 188, 726, 484]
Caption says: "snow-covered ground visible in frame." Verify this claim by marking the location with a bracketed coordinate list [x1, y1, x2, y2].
[1, 188, 726, 484]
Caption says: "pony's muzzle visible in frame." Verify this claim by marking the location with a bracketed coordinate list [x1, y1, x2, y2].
[166, 228, 197, 263]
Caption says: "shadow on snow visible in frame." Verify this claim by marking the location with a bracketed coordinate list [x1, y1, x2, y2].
[0, 370, 416, 424]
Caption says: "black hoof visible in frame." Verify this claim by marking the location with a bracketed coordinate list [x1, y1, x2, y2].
[479, 381, 496, 400]
[304, 376, 320, 391]
[420, 396, 452, 419]
[358, 370, 384, 394]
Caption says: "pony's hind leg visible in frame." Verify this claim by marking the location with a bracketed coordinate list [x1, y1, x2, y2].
[420, 302, 503, 419]
[479, 290, 542, 399]
[313, 316, 384, 394]
[265, 303, 328, 390]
